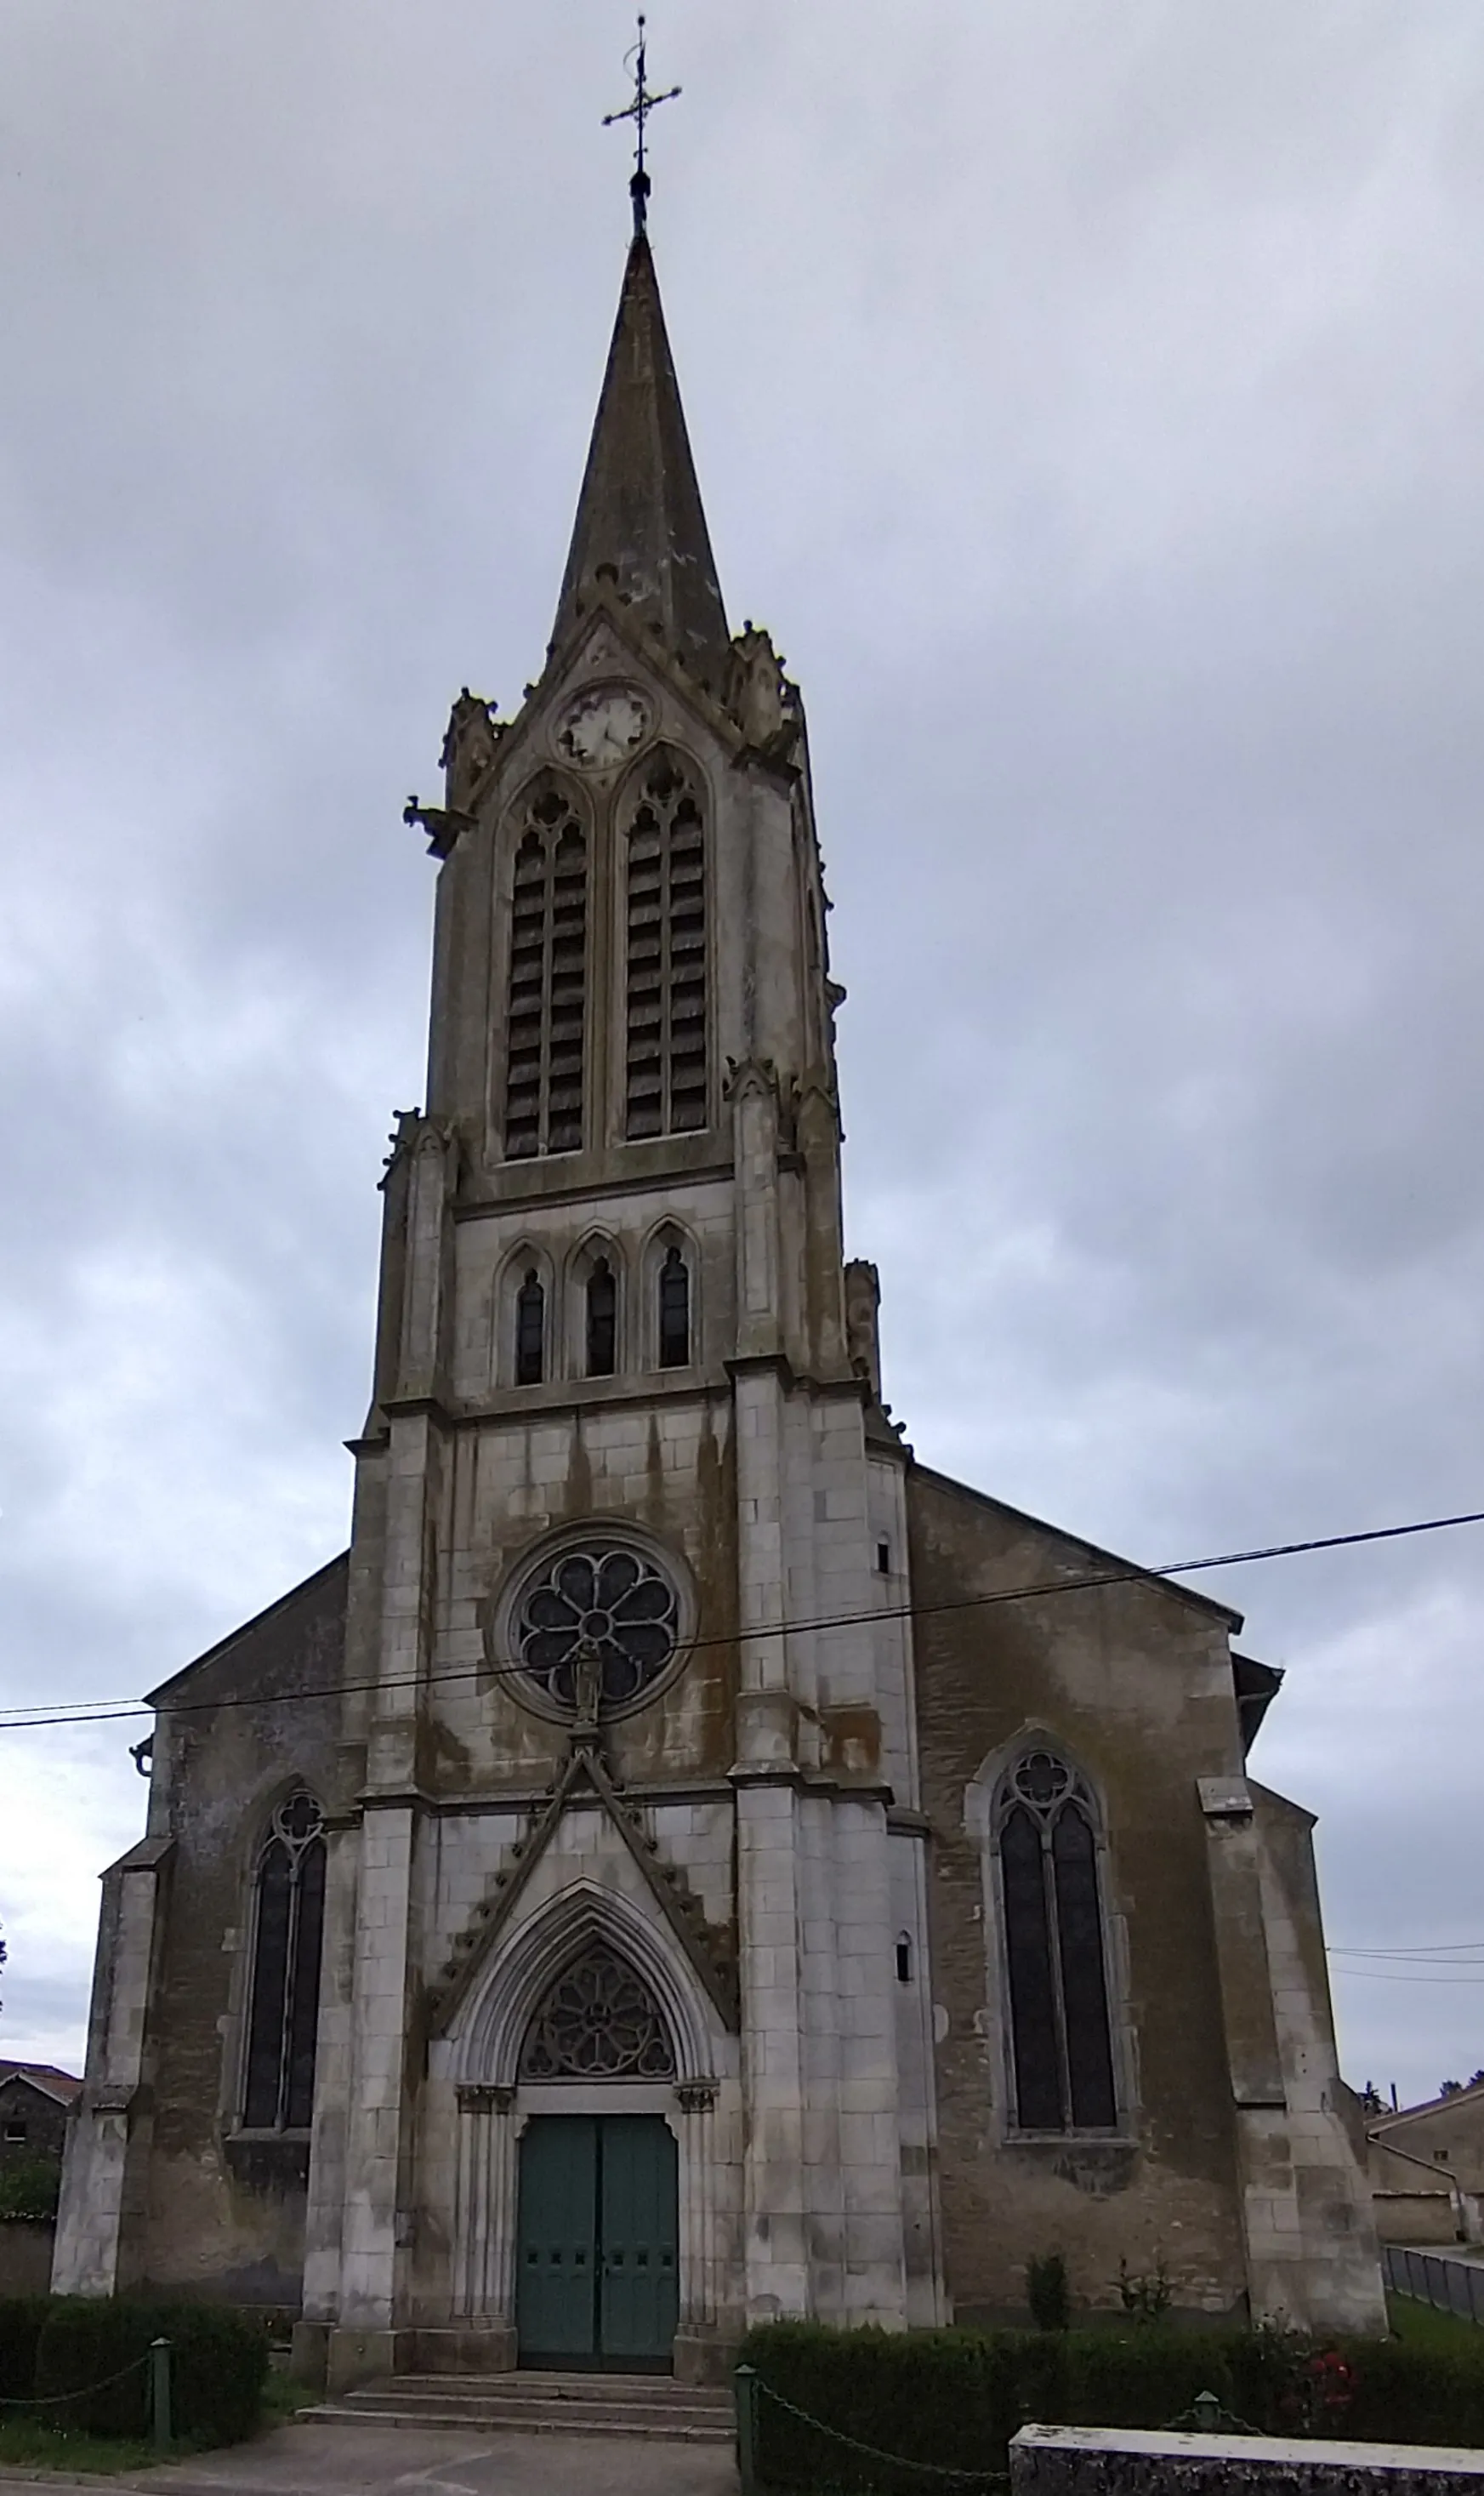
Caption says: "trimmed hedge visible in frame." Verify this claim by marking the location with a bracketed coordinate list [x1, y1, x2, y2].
[0, 2298, 269, 2447]
[738, 2320, 1484, 2493]
[0, 2296, 50, 2403]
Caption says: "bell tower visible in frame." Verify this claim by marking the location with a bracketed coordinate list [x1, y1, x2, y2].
[304, 195, 941, 2383]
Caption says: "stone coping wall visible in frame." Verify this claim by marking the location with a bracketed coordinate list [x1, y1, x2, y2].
[1009, 2423, 1484, 2494]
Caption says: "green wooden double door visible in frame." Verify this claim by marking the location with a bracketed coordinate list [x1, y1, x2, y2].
[516, 2115, 679, 2370]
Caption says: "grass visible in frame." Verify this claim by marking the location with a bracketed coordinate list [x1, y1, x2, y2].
[260, 2368, 321, 2424]
[0, 2363, 308, 2474]
[1387, 2289, 1483, 2350]
[0, 2417, 159, 2474]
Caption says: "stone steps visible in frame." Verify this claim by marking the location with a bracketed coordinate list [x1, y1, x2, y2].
[302, 2368, 736, 2444]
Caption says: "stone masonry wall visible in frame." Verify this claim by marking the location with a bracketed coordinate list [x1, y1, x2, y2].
[907, 1465, 1252, 2323]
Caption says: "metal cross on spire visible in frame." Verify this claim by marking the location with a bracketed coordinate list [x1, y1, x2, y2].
[602, 14, 679, 235]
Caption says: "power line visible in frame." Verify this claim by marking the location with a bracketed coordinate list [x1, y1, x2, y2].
[1326, 1970, 1484, 1986]
[2, 1501, 1481, 1737]
[1329, 1945, 1484, 1959]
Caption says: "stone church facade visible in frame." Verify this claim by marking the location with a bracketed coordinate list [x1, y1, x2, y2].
[54, 224, 1384, 2382]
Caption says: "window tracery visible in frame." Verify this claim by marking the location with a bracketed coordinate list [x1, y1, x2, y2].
[519, 1941, 675, 2080]
[242, 1790, 326, 2132]
[512, 1542, 680, 1712]
[996, 1750, 1117, 2134]
[623, 757, 707, 1139]
[503, 789, 588, 1160]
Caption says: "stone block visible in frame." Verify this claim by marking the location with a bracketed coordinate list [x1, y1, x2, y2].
[1008, 2425, 1484, 2495]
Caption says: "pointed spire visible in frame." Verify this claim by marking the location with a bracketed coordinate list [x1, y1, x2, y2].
[551, 233, 730, 686]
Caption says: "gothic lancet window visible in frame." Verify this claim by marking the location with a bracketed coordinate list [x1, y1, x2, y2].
[515, 1268, 545, 1386]
[996, 1752, 1117, 2134]
[242, 1791, 326, 2132]
[586, 1257, 617, 1376]
[657, 1245, 690, 1368]
[503, 789, 588, 1160]
[519, 1942, 676, 2080]
[624, 758, 708, 1139]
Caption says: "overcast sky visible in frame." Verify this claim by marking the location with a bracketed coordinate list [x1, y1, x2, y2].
[2, 1, 1481, 2111]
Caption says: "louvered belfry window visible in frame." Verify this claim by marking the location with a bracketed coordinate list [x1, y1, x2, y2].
[997, 1752, 1117, 2133]
[243, 1791, 326, 2132]
[503, 790, 588, 1160]
[624, 758, 707, 1139]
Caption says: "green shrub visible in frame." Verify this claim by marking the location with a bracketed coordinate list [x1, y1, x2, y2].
[0, 2298, 51, 2403]
[739, 2318, 1484, 2492]
[0, 2160, 61, 2221]
[33, 2301, 269, 2446]
[1026, 2254, 1070, 2334]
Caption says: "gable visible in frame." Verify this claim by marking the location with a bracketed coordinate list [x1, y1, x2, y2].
[0, 2066, 81, 2111]
[145, 1552, 349, 1712]
[907, 1461, 1243, 1634]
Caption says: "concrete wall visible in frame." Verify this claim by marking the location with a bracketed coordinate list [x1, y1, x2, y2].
[1010, 2424, 1484, 2495]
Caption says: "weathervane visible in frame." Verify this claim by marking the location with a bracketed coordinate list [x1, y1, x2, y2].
[603, 14, 679, 235]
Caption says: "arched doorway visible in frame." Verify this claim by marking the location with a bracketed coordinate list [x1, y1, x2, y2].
[514, 1942, 680, 2370]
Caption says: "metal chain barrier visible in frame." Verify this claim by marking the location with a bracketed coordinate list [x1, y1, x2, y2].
[0, 2352, 152, 2411]
[755, 2377, 1010, 2486]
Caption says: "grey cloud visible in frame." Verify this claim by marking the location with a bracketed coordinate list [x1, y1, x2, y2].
[2, 0, 1481, 2101]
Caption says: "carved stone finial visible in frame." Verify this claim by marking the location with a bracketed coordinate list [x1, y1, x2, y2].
[730, 622, 801, 760]
[441, 687, 503, 809]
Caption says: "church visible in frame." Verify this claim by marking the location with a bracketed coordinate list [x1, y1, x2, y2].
[54, 179, 1385, 2385]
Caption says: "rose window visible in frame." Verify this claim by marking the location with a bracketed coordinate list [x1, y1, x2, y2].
[520, 1943, 676, 2080]
[514, 1543, 679, 1712]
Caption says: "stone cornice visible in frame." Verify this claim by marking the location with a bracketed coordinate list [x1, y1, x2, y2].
[452, 1150, 734, 1219]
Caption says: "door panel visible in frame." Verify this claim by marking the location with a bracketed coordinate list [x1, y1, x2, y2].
[516, 2116, 598, 2362]
[599, 2114, 679, 2366]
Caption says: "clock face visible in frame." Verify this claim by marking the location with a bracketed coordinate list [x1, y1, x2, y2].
[554, 685, 651, 772]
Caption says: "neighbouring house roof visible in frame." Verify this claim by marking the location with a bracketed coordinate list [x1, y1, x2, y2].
[0, 2063, 82, 2106]
[1372, 2075, 1484, 2133]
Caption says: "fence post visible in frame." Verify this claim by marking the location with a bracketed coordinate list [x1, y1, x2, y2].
[735, 2364, 759, 2496]
[149, 2339, 172, 2453]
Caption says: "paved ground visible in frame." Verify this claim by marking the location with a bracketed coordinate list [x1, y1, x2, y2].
[0, 2419, 738, 2496]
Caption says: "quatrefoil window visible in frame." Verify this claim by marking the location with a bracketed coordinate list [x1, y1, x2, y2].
[513, 1542, 680, 1713]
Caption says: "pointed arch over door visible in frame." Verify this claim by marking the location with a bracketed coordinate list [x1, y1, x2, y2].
[452, 1878, 719, 2089]
[520, 1940, 677, 2081]
[622, 753, 708, 1139]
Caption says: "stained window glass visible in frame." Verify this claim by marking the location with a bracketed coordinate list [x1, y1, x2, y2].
[514, 1543, 679, 1712]
[243, 1792, 325, 2131]
[586, 1258, 617, 1376]
[657, 1245, 690, 1368]
[998, 1753, 1117, 2133]
[515, 1269, 545, 1386]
